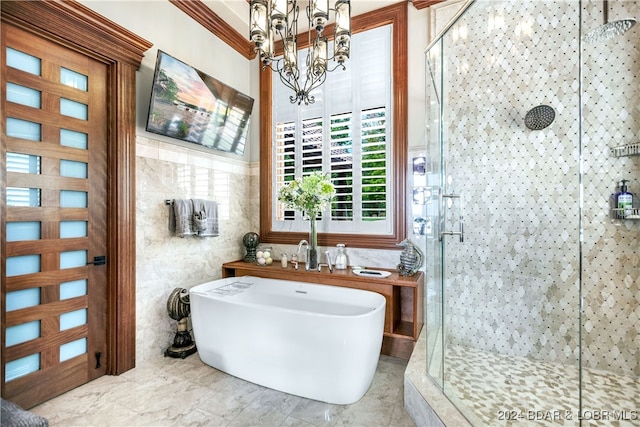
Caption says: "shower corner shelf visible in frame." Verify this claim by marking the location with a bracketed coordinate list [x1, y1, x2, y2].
[610, 142, 640, 157]
[611, 207, 640, 220]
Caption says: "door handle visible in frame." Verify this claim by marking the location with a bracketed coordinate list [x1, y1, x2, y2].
[87, 256, 106, 266]
[439, 189, 464, 242]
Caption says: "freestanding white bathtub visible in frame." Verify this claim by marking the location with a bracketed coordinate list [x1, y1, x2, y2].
[190, 275, 386, 404]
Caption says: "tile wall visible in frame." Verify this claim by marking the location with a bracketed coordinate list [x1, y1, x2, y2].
[135, 136, 259, 362]
[432, 0, 638, 377]
[581, 0, 639, 376]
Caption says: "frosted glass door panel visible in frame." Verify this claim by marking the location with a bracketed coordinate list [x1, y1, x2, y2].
[6, 255, 40, 277]
[6, 153, 40, 174]
[6, 117, 41, 141]
[60, 190, 87, 208]
[6, 188, 41, 207]
[6, 48, 41, 75]
[60, 99, 87, 120]
[60, 68, 88, 91]
[6, 289, 40, 311]
[60, 309, 87, 331]
[6, 222, 41, 241]
[60, 279, 87, 300]
[60, 160, 88, 179]
[6, 83, 41, 108]
[5, 354, 40, 382]
[60, 221, 87, 238]
[60, 129, 88, 149]
[60, 250, 87, 269]
[60, 338, 87, 362]
[6, 321, 40, 346]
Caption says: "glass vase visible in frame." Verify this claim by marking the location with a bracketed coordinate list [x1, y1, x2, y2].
[308, 217, 318, 270]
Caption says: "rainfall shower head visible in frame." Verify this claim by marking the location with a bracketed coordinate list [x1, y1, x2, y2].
[584, 0, 637, 43]
[525, 105, 555, 130]
[584, 18, 637, 43]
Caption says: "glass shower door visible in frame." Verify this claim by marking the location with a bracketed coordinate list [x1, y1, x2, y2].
[424, 37, 444, 389]
[425, 1, 583, 424]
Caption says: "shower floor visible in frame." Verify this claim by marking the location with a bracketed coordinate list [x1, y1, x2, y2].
[439, 345, 639, 426]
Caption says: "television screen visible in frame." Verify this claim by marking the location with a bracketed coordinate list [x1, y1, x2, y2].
[146, 50, 254, 156]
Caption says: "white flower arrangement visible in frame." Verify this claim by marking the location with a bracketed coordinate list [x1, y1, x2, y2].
[277, 171, 336, 218]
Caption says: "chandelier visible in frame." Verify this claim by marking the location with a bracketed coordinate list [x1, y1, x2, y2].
[250, 0, 351, 105]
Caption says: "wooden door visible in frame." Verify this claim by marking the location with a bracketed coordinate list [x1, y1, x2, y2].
[1, 24, 109, 408]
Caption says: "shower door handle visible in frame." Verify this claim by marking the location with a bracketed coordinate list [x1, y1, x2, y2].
[438, 188, 464, 242]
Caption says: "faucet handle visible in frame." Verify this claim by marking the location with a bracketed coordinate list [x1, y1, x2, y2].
[325, 250, 333, 272]
[317, 263, 334, 273]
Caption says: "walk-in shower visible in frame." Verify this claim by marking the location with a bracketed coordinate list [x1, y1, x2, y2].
[422, 0, 639, 425]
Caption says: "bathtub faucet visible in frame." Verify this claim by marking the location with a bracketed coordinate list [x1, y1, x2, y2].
[297, 240, 310, 271]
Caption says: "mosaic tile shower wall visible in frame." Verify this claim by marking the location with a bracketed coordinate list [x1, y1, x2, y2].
[581, 0, 639, 376]
[433, 0, 639, 377]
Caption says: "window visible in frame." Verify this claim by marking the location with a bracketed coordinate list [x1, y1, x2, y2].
[260, 3, 407, 249]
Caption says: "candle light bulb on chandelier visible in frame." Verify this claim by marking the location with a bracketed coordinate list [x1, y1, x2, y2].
[260, 28, 274, 66]
[284, 37, 298, 75]
[272, 0, 288, 30]
[334, 0, 350, 42]
[312, 38, 328, 76]
[311, 0, 329, 32]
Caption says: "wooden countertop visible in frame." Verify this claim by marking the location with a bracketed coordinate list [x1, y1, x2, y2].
[222, 260, 423, 288]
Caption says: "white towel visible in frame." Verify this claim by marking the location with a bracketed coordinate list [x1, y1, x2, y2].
[192, 199, 219, 237]
[169, 199, 196, 238]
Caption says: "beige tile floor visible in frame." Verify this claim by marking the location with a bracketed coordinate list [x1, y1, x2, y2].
[31, 354, 415, 427]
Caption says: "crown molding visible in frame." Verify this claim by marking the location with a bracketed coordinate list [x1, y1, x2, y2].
[1, 0, 152, 66]
[410, 0, 446, 10]
[169, 0, 256, 60]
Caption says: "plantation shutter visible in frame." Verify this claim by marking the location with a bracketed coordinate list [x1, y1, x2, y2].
[272, 25, 392, 235]
[330, 112, 353, 221]
[275, 121, 296, 220]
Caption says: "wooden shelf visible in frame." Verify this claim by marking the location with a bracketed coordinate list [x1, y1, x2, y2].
[222, 260, 424, 359]
[391, 320, 415, 338]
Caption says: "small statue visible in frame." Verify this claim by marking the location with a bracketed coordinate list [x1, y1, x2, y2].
[243, 232, 260, 262]
[165, 287, 196, 358]
[396, 238, 424, 276]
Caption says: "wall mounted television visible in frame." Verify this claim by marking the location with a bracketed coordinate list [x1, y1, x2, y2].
[146, 50, 254, 156]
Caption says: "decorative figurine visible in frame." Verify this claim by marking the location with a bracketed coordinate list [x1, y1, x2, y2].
[165, 288, 197, 359]
[396, 238, 424, 276]
[243, 232, 260, 262]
